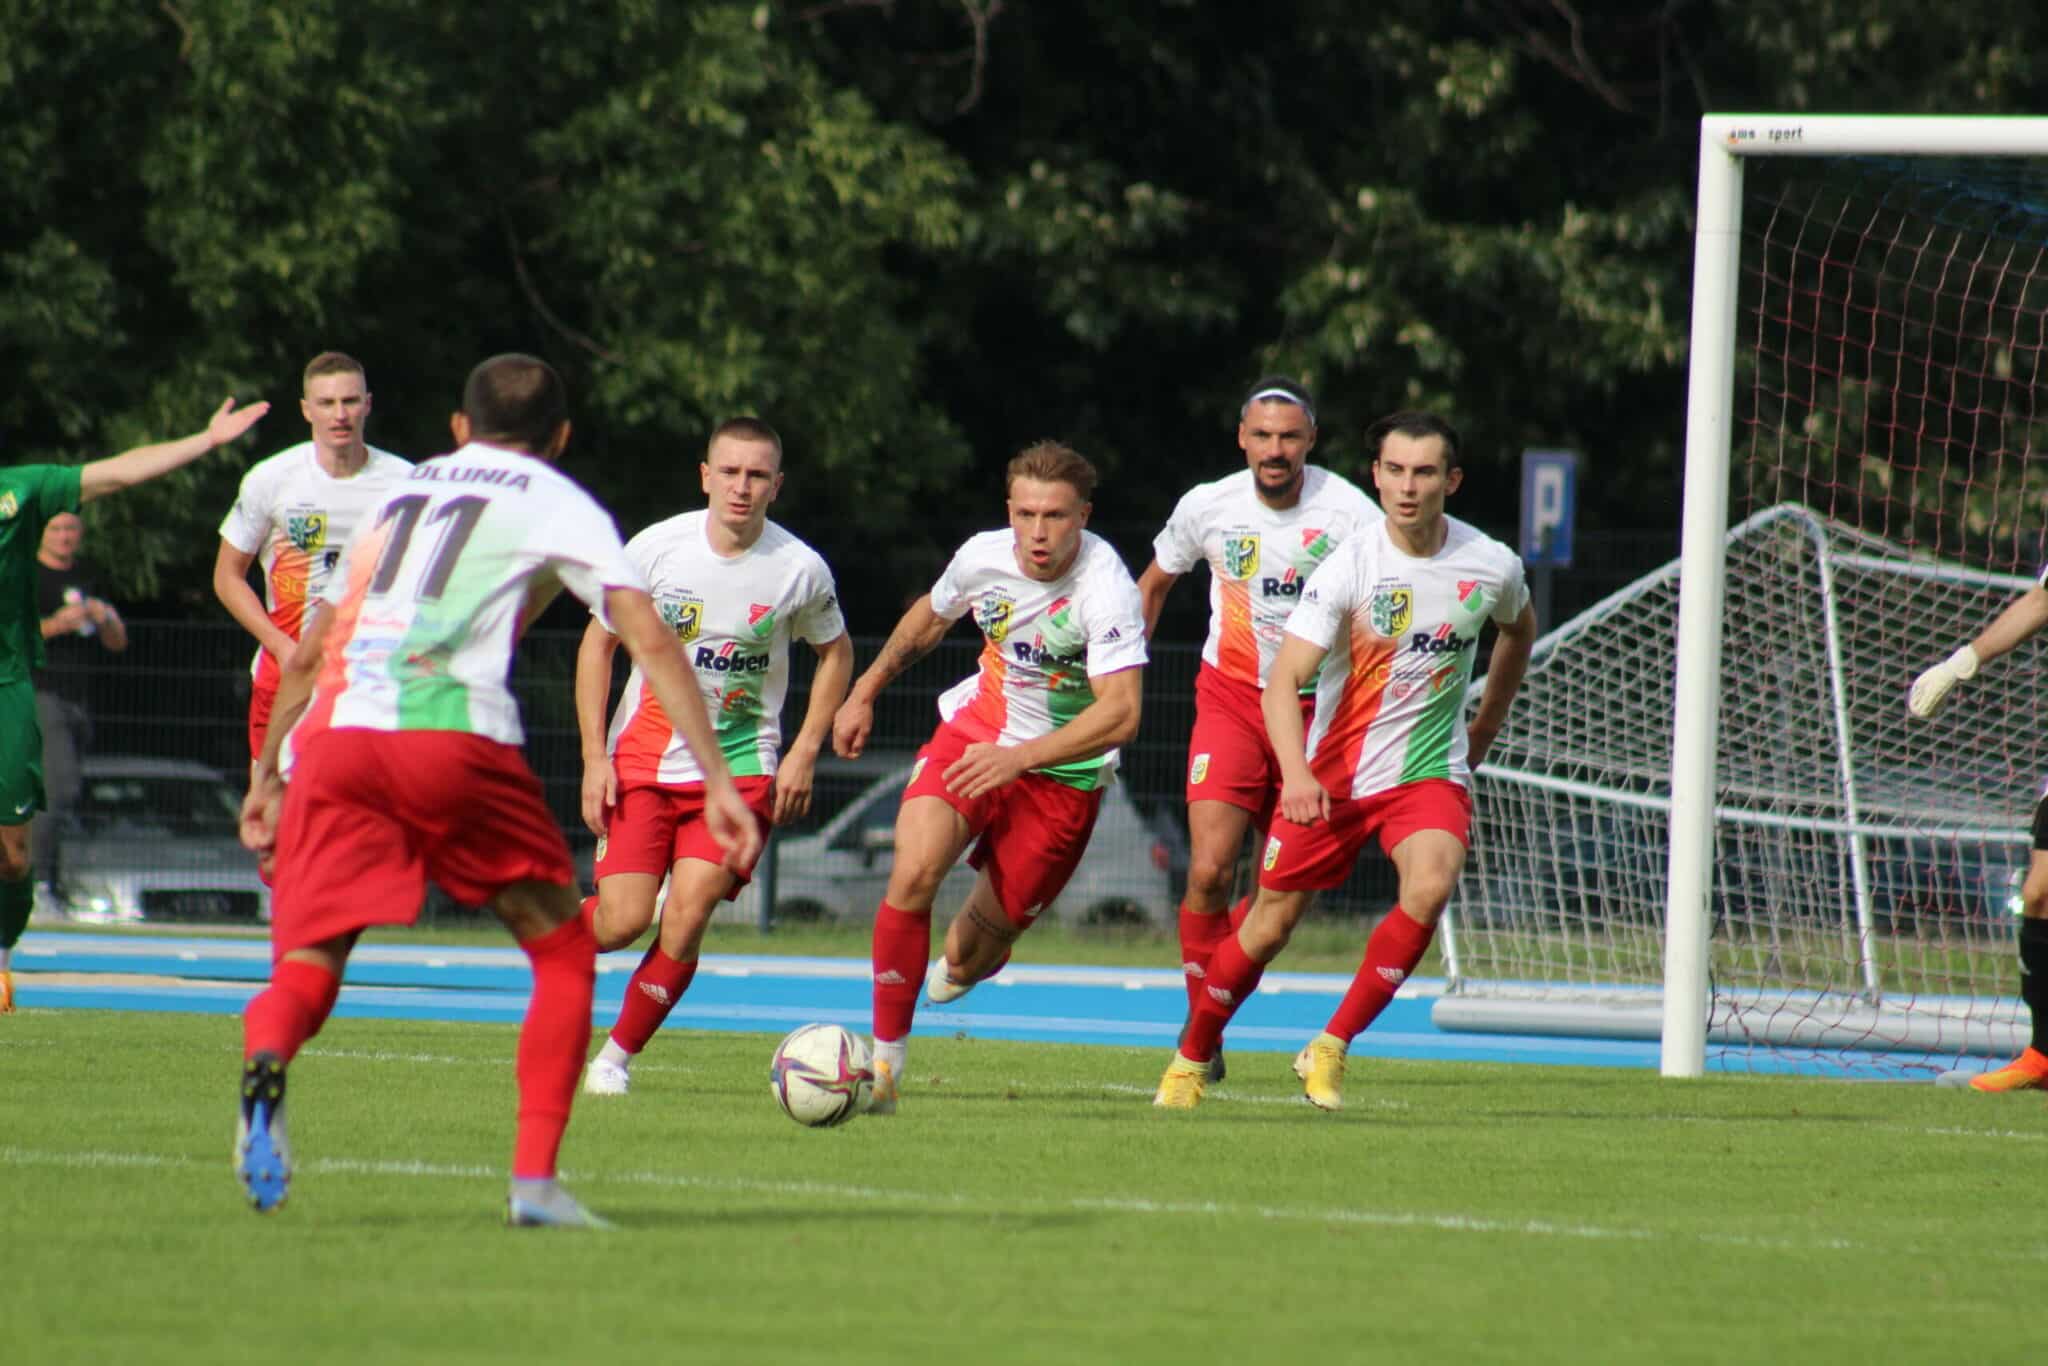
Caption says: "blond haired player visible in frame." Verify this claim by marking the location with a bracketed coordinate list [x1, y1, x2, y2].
[1154, 412, 1537, 1110]
[832, 441, 1148, 1112]
[214, 351, 412, 762]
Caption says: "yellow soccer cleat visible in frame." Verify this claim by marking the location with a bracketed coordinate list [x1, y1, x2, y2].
[1969, 1046, 2048, 1092]
[1293, 1033, 1348, 1111]
[1152, 1052, 1208, 1109]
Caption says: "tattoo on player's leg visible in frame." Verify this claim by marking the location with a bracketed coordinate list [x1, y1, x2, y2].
[967, 903, 1021, 943]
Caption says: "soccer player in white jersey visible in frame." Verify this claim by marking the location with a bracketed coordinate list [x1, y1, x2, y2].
[214, 352, 413, 763]
[576, 418, 852, 1097]
[234, 355, 760, 1227]
[1137, 375, 1380, 1080]
[1153, 411, 1537, 1110]
[831, 441, 1148, 1112]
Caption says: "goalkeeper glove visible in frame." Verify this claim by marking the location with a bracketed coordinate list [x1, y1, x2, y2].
[1908, 644, 1980, 719]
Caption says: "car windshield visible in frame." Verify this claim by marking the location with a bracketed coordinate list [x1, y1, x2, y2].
[77, 773, 241, 837]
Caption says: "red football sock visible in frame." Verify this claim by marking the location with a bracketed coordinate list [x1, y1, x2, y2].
[1179, 933, 1266, 1062]
[577, 895, 598, 940]
[242, 958, 341, 1063]
[607, 943, 699, 1055]
[871, 901, 930, 1044]
[512, 915, 597, 1181]
[1227, 893, 1252, 932]
[1177, 901, 1232, 1015]
[1325, 907, 1435, 1044]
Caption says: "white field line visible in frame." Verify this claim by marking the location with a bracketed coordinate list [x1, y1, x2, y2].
[5, 1142, 2044, 1261]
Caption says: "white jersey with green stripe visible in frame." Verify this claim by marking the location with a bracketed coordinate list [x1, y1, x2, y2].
[928, 529, 1148, 791]
[307, 442, 642, 746]
[1283, 516, 1528, 798]
[602, 511, 844, 786]
[1150, 466, 1380, 689]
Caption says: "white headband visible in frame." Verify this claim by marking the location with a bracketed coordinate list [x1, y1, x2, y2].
[1244, 387, 1316, 423]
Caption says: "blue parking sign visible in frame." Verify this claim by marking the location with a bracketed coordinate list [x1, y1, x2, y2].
[1520, 448, 1578, 568]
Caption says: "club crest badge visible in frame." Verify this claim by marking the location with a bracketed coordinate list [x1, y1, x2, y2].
[660, 598, 704, 644]
[0, 491, 17, 521]
[980, 592, 1014, 643]
[1222, 534, 1260, 580]
[1368, 585, 1413, 637]
[286, 513, 327, 552]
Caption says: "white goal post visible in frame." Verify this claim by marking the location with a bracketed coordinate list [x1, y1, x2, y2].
[1431, 115, 2048, 1080]
[1666, 115, 2048, 1076]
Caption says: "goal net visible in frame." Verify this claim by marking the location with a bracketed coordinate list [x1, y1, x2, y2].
[1438, 120, 2048, 1076]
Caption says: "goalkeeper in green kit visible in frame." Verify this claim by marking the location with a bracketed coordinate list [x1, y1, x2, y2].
[1909, 577, 2048, 1090]
[0, 396, 270, 1013]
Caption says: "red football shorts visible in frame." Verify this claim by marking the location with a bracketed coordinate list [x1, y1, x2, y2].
[247, 683, 277, 762]
[593, 776, 775, 897]
[1184, 661, 1313, 826]
[904, 721, 1104, 925]
[268, 728, 575, 958]
[1257, 777, 1473, 892]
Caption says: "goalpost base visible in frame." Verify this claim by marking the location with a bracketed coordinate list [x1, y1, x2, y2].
[1433, 992, 2025, 1059]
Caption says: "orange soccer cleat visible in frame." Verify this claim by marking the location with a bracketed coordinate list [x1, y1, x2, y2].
[1969, 1046, 2048, 1093]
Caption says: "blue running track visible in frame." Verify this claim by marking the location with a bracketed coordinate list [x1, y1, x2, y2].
[16, 932, 1983, 1080]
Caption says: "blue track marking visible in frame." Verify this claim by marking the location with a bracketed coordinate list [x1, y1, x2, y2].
[13, 932, 1978, 1077]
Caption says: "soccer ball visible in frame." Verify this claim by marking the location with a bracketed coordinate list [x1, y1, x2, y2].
[769, 1023, 874, 1127]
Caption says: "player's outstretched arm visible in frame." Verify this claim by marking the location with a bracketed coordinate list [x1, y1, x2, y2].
[80, 397, 269, 502]
[1264, 633, 1331, 826]
[833, 594, 950, 759]
[1910, 583, 2048, 719]
[1467, 601, 1538, 771]
[573, 618, 622, 837]
[1136, 560, 1180, 640]
[606, 586, 762, 870]
[775, 632, 854, 825]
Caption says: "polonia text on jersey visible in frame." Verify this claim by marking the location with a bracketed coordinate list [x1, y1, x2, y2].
[408, 464, 532, 492]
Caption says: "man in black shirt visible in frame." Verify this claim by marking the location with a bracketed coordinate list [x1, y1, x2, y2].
[35, 512, 126, 898]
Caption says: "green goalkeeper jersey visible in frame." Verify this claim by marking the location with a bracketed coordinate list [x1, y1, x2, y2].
[0, 464, 83, 685]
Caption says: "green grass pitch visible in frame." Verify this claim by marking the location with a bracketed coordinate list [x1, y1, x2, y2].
[5, 1008, 2046, 1364]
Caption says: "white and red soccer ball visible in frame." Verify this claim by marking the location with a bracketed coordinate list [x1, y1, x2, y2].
[769, 1023, 874, 1127]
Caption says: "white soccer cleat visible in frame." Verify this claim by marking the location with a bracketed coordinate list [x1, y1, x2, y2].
[506, 1179, 614, 1230]
[924, 958, 975, 1005]
[582, 1057, 631, 1097]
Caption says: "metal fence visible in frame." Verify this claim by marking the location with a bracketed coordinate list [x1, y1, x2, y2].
[41, 622, 1407, 931]
[44, 523, 1681, 933]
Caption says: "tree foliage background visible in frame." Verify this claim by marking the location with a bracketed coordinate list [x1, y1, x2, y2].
[3, 0, 2043, 628]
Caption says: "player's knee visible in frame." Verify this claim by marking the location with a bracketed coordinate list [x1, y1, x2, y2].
[1399, 883, 1455, 924]
[1184, 853, 1236, 902]
[0, 838, 28, 882]
[886, 863, 951, 909]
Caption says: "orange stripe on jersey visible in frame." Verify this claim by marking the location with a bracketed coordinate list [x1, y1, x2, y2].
[268, 538, 315, 640]
[295, 522, 389, 747]
[953, 642, 1011, 742]
[1214, 578, 1260, 686]
[1308, 630, 1399, 793]
[612, 681, 675, 786]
